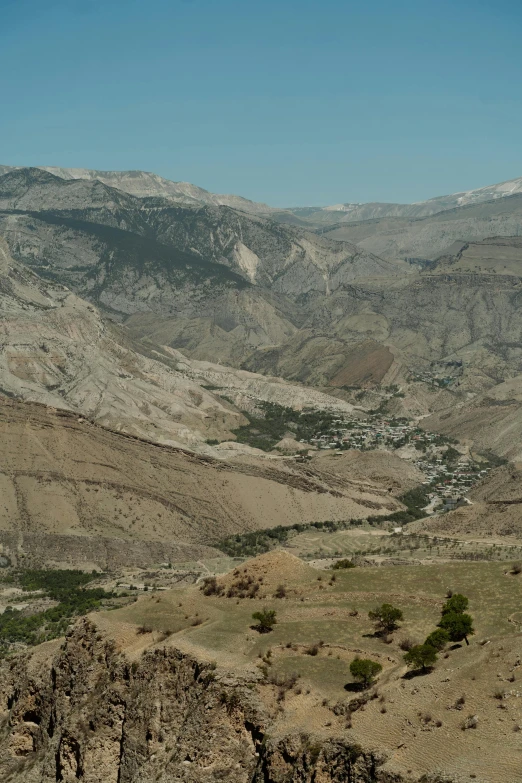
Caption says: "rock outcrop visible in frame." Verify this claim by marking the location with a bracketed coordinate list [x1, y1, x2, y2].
[0, 619, 396, 783]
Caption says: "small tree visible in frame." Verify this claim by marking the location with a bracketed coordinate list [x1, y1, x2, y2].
[438, 612, 474, 645]
[425, 628, 450, 651]
[404, 644, 437, 672]
[441, 594, 468, 615]
[349, 657, 382, 688]
[369, 603, 403, 635]
[252, 608, 277, 633]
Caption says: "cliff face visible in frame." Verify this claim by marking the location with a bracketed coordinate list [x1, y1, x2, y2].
[0, 620, 399, 783]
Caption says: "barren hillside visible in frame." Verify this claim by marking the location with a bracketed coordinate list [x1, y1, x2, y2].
[0, 397, 406, 569]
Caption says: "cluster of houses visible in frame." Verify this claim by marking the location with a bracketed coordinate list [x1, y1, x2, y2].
[408, 360, 464, 389]
[408, 370, 456, 388]
[301, 415, 489, 516]
[307, 418, 438, 452]
[414, 457, 489, 512]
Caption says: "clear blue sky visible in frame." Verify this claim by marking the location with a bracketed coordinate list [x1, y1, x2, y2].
[1, 0, 521, 206]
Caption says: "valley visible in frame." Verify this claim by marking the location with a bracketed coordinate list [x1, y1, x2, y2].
[0, 163, 521, 781]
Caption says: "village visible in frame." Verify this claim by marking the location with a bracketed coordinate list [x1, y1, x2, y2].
[303, 414, 490, 516]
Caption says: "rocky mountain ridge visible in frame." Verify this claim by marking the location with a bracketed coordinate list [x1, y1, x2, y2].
[0, 164, 278, 215]
[2, 163, 521, 228]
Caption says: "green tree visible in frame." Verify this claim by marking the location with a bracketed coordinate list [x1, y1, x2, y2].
[349, 657, 382, 688]
[252, 608, 277, 633]
[441, 594, 468, 615]
[368, 603, 403, 635]
[404, 644, 438, 672]
[438, 612, 474, 645]
[424, 628, 450, 651]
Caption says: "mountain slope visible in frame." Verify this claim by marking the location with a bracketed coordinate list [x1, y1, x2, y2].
[3, 167, 522, 419]
[0, 235, 248, 448]
[421, 375, 522, 462]
[0, 396, 405, 568]
[0, 168, 394, 293]
[323, 193, 522, 261]
[0, 168, 397, 367]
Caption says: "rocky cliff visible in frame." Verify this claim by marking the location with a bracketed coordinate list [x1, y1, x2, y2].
[0, 619, 400, 783]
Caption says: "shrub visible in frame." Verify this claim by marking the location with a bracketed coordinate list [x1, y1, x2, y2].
[404, 644, 437, 672]
[201, 576, 224, 596]
[349, 657, 382, 688]
[510, 562, 522, 575]
[461, 714, 478, 730]
[252, 608, 277, 633]
[331, 559, 355, 570]
[368, 603, 403, 634]
[399, 637, 415, 651]
[219, 689, 241, 714]
[274, 585, 287, 599]
[306, 644, 319, 656]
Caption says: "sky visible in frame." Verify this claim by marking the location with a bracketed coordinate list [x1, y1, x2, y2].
[1, 0, 522, 206]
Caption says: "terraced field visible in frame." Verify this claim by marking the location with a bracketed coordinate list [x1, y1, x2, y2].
[96, 551, 522, 782]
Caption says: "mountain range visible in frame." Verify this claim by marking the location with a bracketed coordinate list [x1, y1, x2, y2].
[1, 163, 522, 463]
[1, 162, 522, 783]
[1, 163, 521, 224]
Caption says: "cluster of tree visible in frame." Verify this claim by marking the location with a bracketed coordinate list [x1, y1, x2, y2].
[478, 451, 508, 469]
[232, 401, 338, 452]
[330, 559, 356, 570]
[0, 570, 114, 653]
[217, 519, 364, 557]
[404, 593, 474, 673]
[442, 446, 461, 465]
[350, 595, 474, 686]
[365, 485, 432, 526]
[19, 569, 98, 597]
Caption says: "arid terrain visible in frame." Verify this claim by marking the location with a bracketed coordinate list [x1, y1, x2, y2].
[0, 397, 410, 570]
[0, 164, 521, 781]
[1, 550, 522, 782]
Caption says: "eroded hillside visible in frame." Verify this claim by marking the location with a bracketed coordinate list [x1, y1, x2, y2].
[0, 397, 406, 569]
